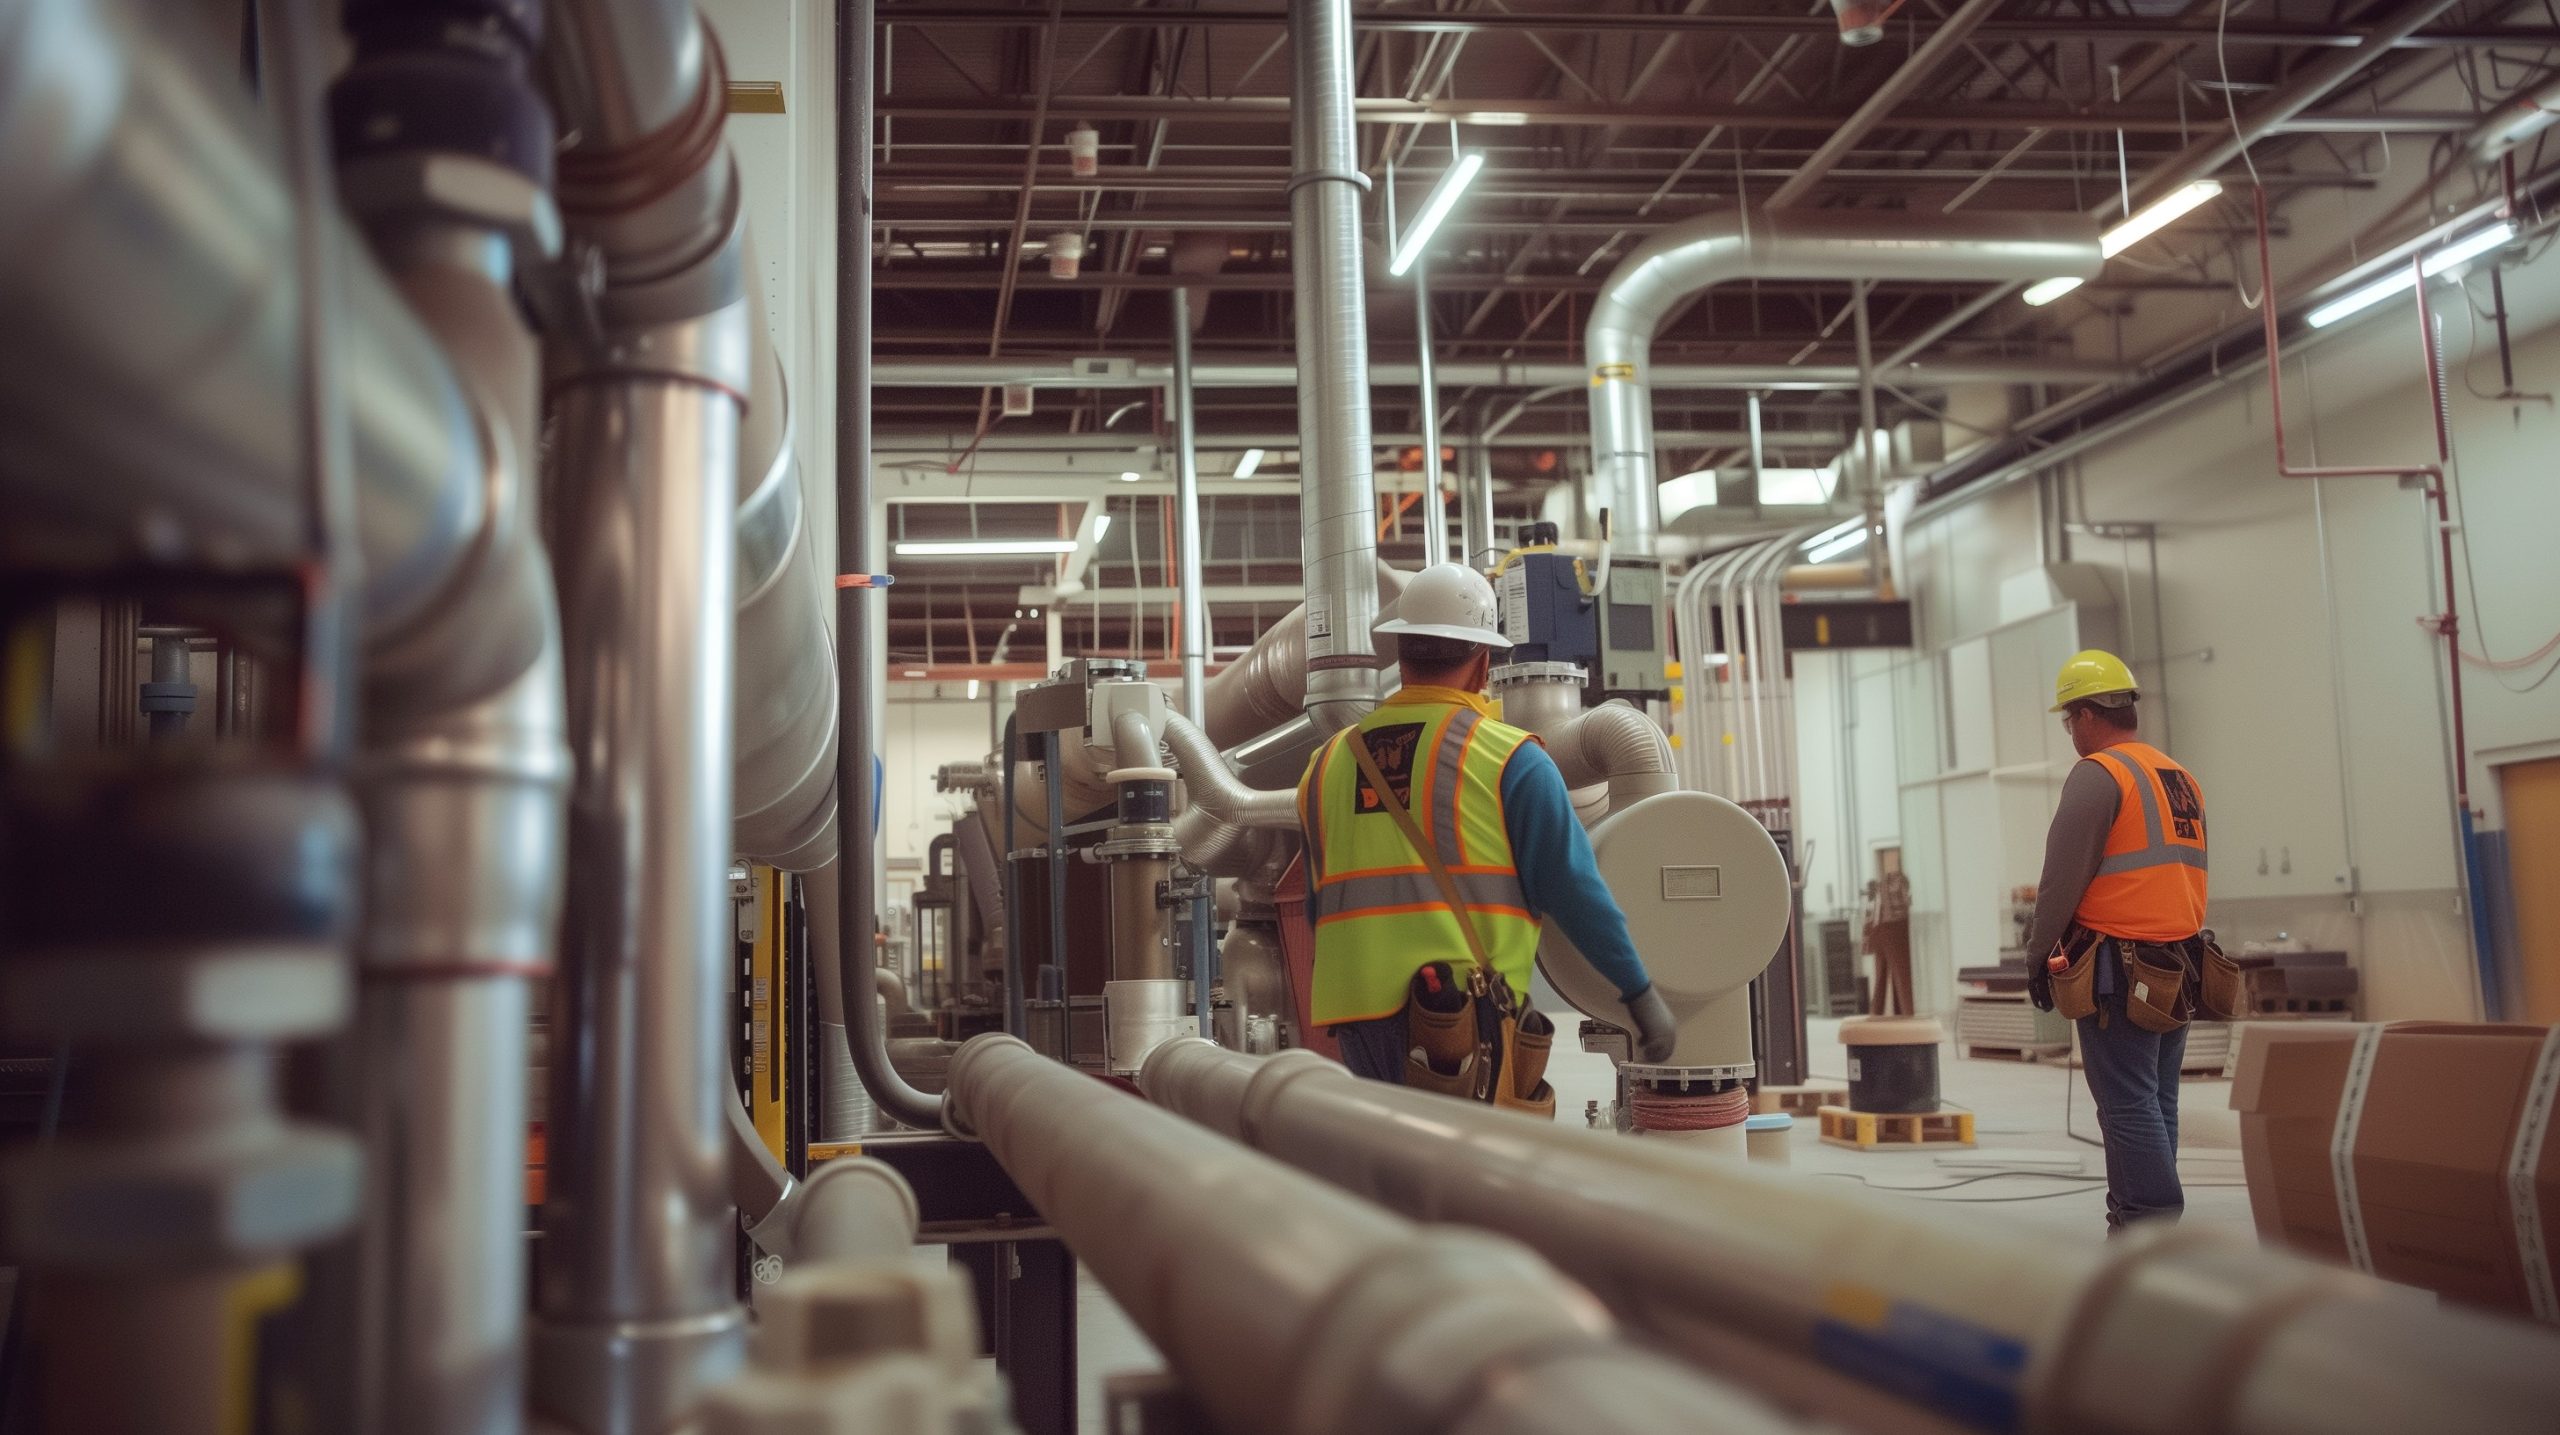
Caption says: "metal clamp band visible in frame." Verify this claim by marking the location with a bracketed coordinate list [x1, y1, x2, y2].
[1286, 167, 1374, 197]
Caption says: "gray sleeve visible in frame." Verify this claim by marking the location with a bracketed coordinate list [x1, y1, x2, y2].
[2026, 760, 2120, 957]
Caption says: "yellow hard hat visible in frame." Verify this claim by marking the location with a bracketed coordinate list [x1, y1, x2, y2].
[2050, 649, 2138, 712]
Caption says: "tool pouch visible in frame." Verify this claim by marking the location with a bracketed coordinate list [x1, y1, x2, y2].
[2050, 936, 2101, 1021]
[2124, 943, 2191, 1034]
[1406, 966, 1484, 1098]
[1494, 1006, 1557, 1119]
[2196, 937, 2243, 1022]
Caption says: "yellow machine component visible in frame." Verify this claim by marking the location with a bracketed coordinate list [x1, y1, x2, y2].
[746, 864, 789, 1163]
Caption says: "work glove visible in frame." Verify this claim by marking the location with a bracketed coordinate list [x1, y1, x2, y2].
[2027, 963, 2055, 1013]
[1621, 984, 1677, 1064]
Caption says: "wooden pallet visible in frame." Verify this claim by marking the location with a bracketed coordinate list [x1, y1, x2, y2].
[1818, 1105, 1977, 1151]
[1753, 1083, 1849, 1117]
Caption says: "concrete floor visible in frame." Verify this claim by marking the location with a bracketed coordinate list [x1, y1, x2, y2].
[1064, 1017, 2258, 1429]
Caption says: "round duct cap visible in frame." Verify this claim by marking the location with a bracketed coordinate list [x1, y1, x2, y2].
[1538, 790, 1790, 1024]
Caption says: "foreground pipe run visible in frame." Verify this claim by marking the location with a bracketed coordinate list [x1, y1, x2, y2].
[944, 1036, 1808, 1435]
[1584, 210, 2103, 554]
[1140, 1041, 2560, 1435]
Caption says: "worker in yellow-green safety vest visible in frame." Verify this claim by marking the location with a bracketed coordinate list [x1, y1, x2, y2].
[1295, 562, 1676, 1083]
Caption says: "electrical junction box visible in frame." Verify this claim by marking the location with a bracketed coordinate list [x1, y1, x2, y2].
[1495, 551, 1601, 669]
[1596, 558, 1669, 700]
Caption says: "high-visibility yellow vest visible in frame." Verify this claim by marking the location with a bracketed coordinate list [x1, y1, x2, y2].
[1294, 690, 1543, 1025]
[2074, 741, 2209, 942]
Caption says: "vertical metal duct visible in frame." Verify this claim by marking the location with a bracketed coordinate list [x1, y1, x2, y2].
[1171, 288, 1210, 726]
[1584, 210, 2102, 557]
[1288, 0, 1383, 731]
[533, 1, 755, 1426]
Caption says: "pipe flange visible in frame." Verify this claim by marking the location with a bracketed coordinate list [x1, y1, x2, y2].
[1620, 1062, 1756, 1086]
[1095, 830, 1182, 861]
[1489, 661, 1587, 688]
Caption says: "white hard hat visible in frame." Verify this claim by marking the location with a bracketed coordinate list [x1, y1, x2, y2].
[1375, 562, 1513, 648]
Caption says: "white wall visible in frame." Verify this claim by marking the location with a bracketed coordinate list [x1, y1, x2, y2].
[1804, 242, 2560, 1021]
[878, 695, 1003, 906]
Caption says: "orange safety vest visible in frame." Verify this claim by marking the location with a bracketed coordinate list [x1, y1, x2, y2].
[2072, 741, 2208, 942]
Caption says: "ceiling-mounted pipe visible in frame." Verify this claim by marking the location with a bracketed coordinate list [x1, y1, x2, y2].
[1585, 209, 2103, 561]
[869, 355, 2127, 390]
[1289, 0, 1384, 732]
[2466, 73, 2560, 166]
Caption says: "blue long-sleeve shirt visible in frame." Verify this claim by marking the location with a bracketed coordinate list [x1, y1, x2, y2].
[1497, 740, 1653, 1000]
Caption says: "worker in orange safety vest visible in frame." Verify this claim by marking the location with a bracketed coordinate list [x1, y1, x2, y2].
[2025, 649, 2209, 1234]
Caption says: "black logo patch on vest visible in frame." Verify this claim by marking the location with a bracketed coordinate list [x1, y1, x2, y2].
[1352, 723, 1426, 814]
[2158, 767, 2204, 841]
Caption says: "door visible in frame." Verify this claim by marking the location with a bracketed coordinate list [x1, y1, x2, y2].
[2502, 757, 2560, 1023]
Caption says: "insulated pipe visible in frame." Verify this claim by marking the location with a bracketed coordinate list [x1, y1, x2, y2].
[732, 335, 841, 871]
[1201, 564, 1409, 746]
[1584, 210, 2103, 557]
[2467, 74, 2560, 165]
[944, 1036, 1810, 1435]
[1163, 713, 1301, 831]
[1171, 289, 1211, 726]
[833, 0, 943, 1133]
[1288, 0, 1384, 731]
[0, 0, 540, 706]
[1141, 1042, 2560, 1435]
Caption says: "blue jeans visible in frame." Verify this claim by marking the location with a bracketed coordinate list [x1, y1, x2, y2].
[2077, 992, 2187, 1232]
[1331, 1013, 1408, 1083]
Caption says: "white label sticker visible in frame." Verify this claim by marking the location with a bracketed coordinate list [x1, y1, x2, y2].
[1660, 865, 1723, 900]
[1848, 1057, 1863, 1082]
[2133, 982, 2151, 1003]
[1305, 593, 1333, 642]
[1498, 565, 1531, 643]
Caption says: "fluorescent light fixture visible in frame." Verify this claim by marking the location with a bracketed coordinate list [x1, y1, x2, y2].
[1092, 514, 1112, 540]
[893, 539, 1080, 556]
[1118, 470, 1142, 482]
[1388, 152, 1486, 277]
[2101, 179, 2223, 258]
[1233, 447, 1265, 479]
[966, 679, 982, 700]
[2306, 221, 2516, 329]
[1802, 516, 1863, 550]
[2022, 276, 2084, 307]
[1806, 524, 1879, 565]
[1468, 111, 1531, 126]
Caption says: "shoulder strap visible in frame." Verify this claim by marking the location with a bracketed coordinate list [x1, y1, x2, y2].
[1342, 723, 1497, 981]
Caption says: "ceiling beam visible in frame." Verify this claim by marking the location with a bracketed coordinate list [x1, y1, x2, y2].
[874, 7, 2560, 50]
[876, 95, 2476, 134]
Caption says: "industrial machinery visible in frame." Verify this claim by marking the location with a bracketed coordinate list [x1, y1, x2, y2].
[7, 2, 2560, 1435]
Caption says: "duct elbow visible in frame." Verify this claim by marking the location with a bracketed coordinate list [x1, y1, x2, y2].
[1581, 702, 1678, 810]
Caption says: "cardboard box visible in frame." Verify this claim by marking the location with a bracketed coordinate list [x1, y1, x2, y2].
[2230, 1021, 2560, 1321]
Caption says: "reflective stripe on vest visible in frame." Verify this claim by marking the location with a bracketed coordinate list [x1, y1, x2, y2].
[1301, 702, 1542, 1025]
[2074, 743, 2209, 943]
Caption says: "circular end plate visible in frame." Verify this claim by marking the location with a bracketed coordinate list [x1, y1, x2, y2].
[1538, 790, 1791, 1024]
